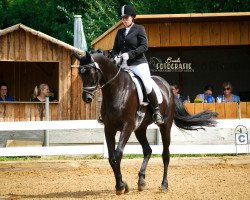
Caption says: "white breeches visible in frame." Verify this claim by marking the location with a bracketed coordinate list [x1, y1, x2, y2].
[129, 63, 153, 94]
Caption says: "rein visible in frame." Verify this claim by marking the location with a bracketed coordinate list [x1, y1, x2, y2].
[99, 63, 122, 89]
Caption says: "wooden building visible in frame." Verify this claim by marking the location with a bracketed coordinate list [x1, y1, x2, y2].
[0, 23, 101, 121]
[92, 12, 250, 118]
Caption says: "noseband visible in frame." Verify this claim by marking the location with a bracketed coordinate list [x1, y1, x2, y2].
[79, 62, 101, 96]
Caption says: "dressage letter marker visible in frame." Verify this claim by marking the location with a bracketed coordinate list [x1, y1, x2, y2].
[235, 133, 248, 145]
[235, 125, 248, 145]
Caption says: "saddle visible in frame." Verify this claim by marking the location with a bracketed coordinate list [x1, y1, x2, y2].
[124, 69, 163, 106]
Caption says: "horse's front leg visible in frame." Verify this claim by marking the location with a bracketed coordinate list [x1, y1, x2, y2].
[104, 126, 130, 195]
[114, 124, 134, 195]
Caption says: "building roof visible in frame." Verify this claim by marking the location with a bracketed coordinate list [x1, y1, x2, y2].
[0, 23, 84, 53]
[92, 12, 250, 46]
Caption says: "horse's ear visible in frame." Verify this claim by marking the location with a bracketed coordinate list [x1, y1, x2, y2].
[85, 51, 92, 62]
[75, 51, 92, 65]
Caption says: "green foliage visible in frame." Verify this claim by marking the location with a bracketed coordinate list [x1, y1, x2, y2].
[0, 0, 8, 27]
[131, 0, 250, 14]
[82, 0, 118, 47]
[1, 0, 74, 44]
[1, 0, 250, 47]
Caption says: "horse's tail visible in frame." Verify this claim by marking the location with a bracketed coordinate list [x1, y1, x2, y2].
[152, 75, 218, 130]
[173, 97, 218, 130]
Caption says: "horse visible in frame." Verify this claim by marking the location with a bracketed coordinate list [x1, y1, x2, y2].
[74, 50, 217, 195]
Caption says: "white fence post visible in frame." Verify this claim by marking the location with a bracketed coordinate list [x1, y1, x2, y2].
[44, 97, 50, 146]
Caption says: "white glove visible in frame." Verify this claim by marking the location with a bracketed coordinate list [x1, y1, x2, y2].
[121, 53, 129, 61]
[114, 56, 122, 65]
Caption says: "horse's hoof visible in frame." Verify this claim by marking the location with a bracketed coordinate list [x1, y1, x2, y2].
[124, 182, 129, 193]
[116, 182, 129, 195]
[138, 182, 146, 191]
[116, 188, 124, 195]
[159, 185, 168, 193]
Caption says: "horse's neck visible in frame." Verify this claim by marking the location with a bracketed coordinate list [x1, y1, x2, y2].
[101, 67, 130, 99]
[102, 66, 119, 81]
[95, 55, 131, 98]
[99, 60, 121, 87]
[101, 68, 123, 91]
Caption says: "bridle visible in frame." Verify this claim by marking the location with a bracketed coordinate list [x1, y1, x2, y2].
[79, 60, 122, 97]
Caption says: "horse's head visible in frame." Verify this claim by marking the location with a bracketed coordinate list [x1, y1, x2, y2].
[74, 51, 101, 103]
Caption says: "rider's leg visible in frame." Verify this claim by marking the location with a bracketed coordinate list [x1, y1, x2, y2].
[129, 63, 164, 125]
[147, 88, 164, 125]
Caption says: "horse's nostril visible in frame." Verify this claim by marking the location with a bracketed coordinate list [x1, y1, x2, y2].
[83, 93, 93, 103]
[86, 97, 92, 103]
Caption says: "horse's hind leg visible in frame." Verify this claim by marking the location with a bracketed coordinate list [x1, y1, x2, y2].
[135, 127, 152, 191]
[159, 123, 171, 192]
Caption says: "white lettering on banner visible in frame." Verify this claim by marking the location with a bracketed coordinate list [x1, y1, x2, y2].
[149, 57, 194, 72]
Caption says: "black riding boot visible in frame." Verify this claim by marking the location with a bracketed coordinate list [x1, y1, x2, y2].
[147, 89, 164, 125]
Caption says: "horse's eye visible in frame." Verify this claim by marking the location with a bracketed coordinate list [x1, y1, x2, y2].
[79, 67, 89, 74]
[81, 68, 86, 74]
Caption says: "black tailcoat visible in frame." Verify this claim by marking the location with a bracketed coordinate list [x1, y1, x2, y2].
[111, 23, 148, 66]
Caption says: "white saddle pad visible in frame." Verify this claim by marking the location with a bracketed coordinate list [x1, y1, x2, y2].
[126, 70, 163, 106]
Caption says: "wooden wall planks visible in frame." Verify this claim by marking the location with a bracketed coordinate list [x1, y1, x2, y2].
[185, 102, 250, 119]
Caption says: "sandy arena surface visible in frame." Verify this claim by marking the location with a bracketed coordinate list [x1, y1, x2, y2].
[0, 155, 250, 200]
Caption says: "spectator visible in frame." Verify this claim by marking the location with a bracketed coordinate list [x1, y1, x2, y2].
[32, 83, 56, 102]
[0, 82, 13, 102]
[171, 83, 187, 103]
[217, 82, 240, 103]
[195, 84, 215, 103]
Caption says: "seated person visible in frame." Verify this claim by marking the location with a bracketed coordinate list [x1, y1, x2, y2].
[0, 82, 13, 101]
[217, 81, 240, 103]
[171, 83, 187, 103]
[32, 83, 56, 102]
[195, 84, 215, 103]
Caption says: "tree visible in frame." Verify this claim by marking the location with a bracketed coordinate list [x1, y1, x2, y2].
[1, 0, 250, 47]
[1, 0, 74, 44]
[131, 0, 250, 14]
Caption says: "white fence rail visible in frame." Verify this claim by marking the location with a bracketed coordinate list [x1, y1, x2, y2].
[0, 119, 249, 157]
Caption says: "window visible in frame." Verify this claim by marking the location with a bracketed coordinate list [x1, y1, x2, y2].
[0, 61, 59, 101]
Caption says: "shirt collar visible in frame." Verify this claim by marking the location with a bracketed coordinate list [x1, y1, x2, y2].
[125, 23, 134, 36]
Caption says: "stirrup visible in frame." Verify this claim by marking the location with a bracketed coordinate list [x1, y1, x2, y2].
[153, 112, 164, 125]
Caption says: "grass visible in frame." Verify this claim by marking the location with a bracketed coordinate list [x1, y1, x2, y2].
[0, 155, 103, 161]
[0, 153, 248, 161]
[0, 156, 41, 161]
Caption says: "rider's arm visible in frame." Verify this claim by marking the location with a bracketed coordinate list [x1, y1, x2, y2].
[127, 25, 148, 59]
[111, 31, 120, 57]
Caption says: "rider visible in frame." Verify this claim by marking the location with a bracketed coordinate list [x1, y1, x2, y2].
[111, 5, 164, 125]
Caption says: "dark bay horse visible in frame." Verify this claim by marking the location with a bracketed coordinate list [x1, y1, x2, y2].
[74, 51, 217, 194]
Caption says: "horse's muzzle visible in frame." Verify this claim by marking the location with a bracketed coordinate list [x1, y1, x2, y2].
[83, 92, 93, 103]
